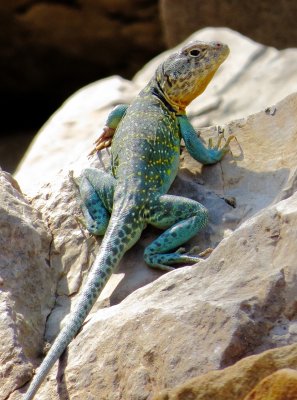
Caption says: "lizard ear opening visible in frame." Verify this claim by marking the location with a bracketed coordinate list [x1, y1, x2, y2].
[159, 64, 174, 88]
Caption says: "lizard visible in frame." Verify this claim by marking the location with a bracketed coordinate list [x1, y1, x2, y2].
[23, 40, 233, 399]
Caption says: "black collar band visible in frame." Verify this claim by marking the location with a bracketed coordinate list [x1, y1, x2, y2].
[151, 86, 176, 114]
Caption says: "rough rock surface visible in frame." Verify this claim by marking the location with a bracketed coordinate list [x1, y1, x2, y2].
[152, 345, 297, 400]
[0, 170, 55, 399]
[2, 29, 297, 399]
[244, 369, 297, 400]
[16, 176, 297, 398]
[15, 28, 297, 194]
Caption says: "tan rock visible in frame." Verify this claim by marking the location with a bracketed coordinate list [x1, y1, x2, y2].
[17, 183, 297, 399]
[0, 170, 55, 398]
[184, 92, 297, 231]
[244, 368, 297, 400]
[152, 345, 297, 400]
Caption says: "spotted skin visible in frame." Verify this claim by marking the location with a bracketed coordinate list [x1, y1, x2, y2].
[24, 40, 232, 399]
[76, 169, 114, 234]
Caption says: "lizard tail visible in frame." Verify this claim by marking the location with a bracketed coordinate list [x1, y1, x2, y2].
[23, 212, 143, 399]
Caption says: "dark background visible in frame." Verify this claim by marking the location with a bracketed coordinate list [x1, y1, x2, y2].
[1, 0, 297, 172]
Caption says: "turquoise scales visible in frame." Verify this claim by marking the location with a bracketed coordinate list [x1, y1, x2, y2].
[24, 40, 234, 399]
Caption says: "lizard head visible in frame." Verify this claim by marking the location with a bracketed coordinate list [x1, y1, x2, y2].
[155, 40, 229, 113]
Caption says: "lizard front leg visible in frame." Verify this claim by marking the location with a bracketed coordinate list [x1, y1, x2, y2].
[178, 114, 235, 164]
[89, 104, 129, 156]
[144, 194, 208, 271]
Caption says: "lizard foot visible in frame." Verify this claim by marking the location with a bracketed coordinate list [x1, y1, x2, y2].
[88, 126, 115, 157]
[175, 247, 186, 254]
[186, 245, 213, 258]
[145, 249, 203, 272]
[208, 131, 236, 157]
[198, 247, 213, 257]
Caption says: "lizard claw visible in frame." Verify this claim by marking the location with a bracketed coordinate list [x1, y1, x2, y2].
[208, 133, 224, 150]
[175, 247, 186, 254]
[208, 130, 237, 159]
[88, 126, 115, 158]
[220, 134, 236, 155]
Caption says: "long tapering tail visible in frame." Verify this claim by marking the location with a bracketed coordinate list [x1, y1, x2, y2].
[24, 212, 143, 399]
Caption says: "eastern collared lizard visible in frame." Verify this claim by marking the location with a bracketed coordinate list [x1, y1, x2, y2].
[23, 40, 233, 399]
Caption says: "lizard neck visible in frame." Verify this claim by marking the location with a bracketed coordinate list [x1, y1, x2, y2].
[148, 79, 186, 115]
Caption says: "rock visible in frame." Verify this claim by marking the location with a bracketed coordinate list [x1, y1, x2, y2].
[244, 369, 297, 400]
[16, 188, 297, 399]
[15, 28, 297, 194]
[160, 0, 297, 49]
[0, 170, 55, 399]
[183, 92, 297, 235]
[152, 345, 297, 400]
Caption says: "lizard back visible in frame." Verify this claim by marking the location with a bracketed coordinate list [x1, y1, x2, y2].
[111, 85, 181, 196]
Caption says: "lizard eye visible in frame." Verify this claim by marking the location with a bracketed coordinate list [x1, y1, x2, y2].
[189, 49, 201, 57]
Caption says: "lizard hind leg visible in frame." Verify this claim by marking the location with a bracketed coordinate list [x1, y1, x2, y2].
[74, 168, 115, 236]
[144, 194, 208, 271]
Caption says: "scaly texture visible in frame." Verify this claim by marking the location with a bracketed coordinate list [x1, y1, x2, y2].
[24, 40, 233, 399]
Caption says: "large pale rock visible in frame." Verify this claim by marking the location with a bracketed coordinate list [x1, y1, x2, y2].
[152, 345, 297, 400]
[17, 189, 297, 399]
[0, 171, 55, 398]
[15, 28, 297, 195]
[182, 92, 297, 232]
